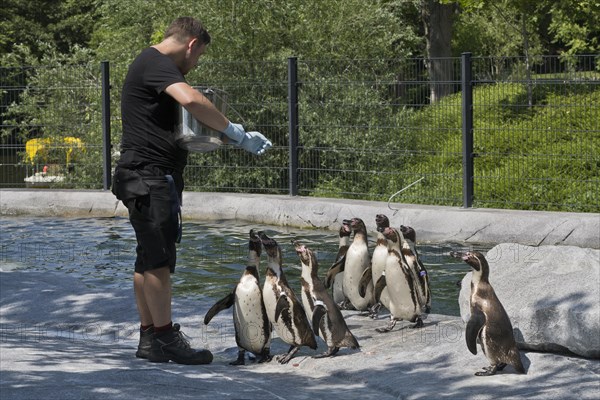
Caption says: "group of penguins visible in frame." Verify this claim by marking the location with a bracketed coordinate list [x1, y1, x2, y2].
[203, 214, 431, 365]
[204, 214, 526, 376]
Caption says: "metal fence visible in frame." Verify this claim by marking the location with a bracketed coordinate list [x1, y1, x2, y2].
[1, 54, 598, 212]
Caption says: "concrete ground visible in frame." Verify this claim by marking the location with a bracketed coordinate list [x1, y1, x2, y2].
[1, 269, 599, 400]
[1, 190, 599, 399]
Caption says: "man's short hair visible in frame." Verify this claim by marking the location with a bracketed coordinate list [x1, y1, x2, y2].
[164, 17, 211, 45]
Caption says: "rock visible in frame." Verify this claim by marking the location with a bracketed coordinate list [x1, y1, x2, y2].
[458, 243, 600, 359]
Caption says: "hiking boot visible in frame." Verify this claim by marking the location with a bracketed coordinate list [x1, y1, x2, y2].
[148, 323, 213, 365]
[135, 326, 154, 359]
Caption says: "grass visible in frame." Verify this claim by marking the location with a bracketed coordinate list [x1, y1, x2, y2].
[400, 81, 600, 212]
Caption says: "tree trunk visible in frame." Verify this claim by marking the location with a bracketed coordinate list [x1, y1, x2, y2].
[421, 0, 455, 103]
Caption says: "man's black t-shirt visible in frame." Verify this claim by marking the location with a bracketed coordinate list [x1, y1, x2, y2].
[118, 47, 189, 180]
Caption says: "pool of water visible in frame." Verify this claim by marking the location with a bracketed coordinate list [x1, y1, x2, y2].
[0, 216, 491, 316]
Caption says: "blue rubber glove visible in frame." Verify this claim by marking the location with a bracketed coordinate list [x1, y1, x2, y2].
[222, 122, 246, 144]
[223, 122, 272, 155]
[238, 131, 273, 155]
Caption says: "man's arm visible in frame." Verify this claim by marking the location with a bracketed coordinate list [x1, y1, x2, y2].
[165, 82, 229, 134]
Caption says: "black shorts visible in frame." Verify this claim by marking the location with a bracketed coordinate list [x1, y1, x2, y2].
[124, 175, 181, 274]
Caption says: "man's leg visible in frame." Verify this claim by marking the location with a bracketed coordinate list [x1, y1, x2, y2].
[141, 267, 172, 328]
[134, 271, 154, 326]
[133, 271, 158, 359]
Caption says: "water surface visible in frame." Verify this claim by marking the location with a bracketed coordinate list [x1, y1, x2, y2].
[0, 216, 490, 316]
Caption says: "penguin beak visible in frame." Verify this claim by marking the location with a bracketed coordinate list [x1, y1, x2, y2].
[450, 251, 480, 271]
[449, 251, 463, 259]
[450, 251, 469, 261]
[293, 241, 305, 253]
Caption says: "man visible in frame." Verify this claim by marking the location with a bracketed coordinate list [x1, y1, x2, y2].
[112, 17, 272, 365]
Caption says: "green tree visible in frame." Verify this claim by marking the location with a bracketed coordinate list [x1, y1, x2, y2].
[445, 0, 600, 56]
[91, 0, 418, 64]
[547, 0, 600, 56]
[0, 0, 98, 60]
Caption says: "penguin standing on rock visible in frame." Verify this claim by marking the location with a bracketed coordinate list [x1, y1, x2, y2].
[361, 214, 391, 318]
[324, 221, 352, 307]
[203, 229, 272, 365]
[294, 240, 360, 358]
[259, 231, 317, 364]
[375, 226, 424, 332]
[343, 218, 374, 312]
[400, 225, 431, 314]
[450, 251, 525, 376]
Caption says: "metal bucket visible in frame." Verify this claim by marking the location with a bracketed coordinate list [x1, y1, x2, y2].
[175, 87, 228, 152]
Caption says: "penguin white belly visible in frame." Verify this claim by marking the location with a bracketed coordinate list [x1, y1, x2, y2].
[372, 245, 390, 309]
[385, 260, 418, 320]
[332, 271, 345, 304]
[234, 282, 269, 353]
[343, 243, 373, 310]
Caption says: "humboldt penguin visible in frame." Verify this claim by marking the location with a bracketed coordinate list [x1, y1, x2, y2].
[259, 231, 317, 364]
[375, 226, 424, 333]
[324, 221, 352, 307]
[450, 251, 525, 376]
[360, 214, 391, 318]
[294, 240, 360, 357]
[400, 225, 432, 314]
[342, 218, 374, 311]
[203, 229, 272, 365]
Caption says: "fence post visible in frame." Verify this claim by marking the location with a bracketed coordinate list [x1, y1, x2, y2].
[461, 52, 473, 208]
[288, 57, 299, 196]
[101, 61, 111, 191]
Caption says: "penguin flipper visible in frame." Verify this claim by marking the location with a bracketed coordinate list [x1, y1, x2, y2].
[324, 258, 345, 288]
[274, 294, 290, 322]
[466, 308, 486, 355]
[374, 274, 387, 303]
[358, 267, 372, 298]
[203, 290, 236, 324]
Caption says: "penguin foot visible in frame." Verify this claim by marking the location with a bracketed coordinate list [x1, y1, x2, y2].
[337, 300, 355, 310]
[368, 303, 382, 319]
[475, 365, 498, 376]
[276, 345, 300, 364]
[410, 318, 424, 329]
[375, 319, 397, 333]
[229, 350, 246, 366]
[313, 347, 340, 358]
[257, 353, 273, 363]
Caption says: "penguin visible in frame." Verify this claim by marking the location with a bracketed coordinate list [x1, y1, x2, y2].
[293, 240, 360, 358]
[361, 214, 391, 318]
[400, 225, 432, 314]
[259, 231, 317, 364]
[342, 217, 374, 311]
[324, 221, 352, 307]
[450, 251, 525, 376]
[375, 226, 424, 333]
[203, 229, 272, 365]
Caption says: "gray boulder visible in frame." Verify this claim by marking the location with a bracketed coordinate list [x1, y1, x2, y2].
[458, 243, 600, 359]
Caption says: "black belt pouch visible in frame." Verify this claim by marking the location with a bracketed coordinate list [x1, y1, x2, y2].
[111, 167, 150, 202]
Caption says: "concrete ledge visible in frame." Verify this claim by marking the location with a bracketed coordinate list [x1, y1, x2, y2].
[1, 189, 599, 248]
